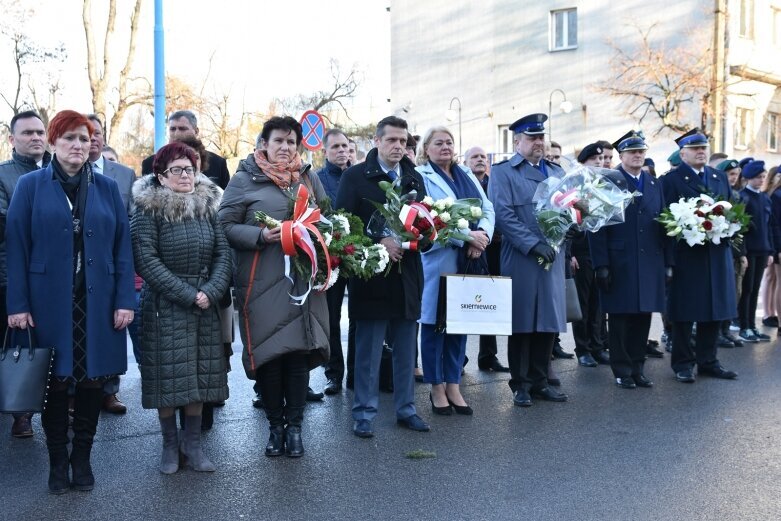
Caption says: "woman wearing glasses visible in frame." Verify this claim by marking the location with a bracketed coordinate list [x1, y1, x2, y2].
[130, 142, 231, 474]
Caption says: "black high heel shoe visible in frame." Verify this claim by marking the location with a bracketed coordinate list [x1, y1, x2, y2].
[429, 393, 452, 415]
[447, 398, 474, 416]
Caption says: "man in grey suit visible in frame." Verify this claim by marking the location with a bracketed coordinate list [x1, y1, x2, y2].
[488, 113, 569, 407]
[86, 114, 136, 414]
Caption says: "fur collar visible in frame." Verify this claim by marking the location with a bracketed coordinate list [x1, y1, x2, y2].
[132, 173, 223, 222]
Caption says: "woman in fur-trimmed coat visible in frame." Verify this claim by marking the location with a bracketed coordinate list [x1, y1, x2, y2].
[130, 142, 232, 474]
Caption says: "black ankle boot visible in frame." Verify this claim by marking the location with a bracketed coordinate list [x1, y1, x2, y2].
[42, 388, 71, 494]
[284, 426, 304, 457]
[70, 387, 103, 491]
[265, 426, 285, 457]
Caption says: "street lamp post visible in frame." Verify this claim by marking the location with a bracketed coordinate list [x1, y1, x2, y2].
[547, 89, 573, 144]
[445, 97, 462, 155]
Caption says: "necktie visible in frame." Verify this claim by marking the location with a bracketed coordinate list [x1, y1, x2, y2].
[387, 169, 397, 181]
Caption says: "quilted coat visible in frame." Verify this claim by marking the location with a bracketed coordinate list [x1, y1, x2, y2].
[218, 154, 330, 379]
[130, 174, 232, 409]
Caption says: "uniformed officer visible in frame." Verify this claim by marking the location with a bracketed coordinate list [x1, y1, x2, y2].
[589, 132, 671, 388]
[660, 129, 738, 382]
[487, 113, 568, 406]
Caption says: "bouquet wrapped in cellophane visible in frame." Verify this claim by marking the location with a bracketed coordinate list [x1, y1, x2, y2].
[532, 164, 640, 268]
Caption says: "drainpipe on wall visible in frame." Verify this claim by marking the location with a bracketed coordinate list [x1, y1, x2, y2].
[711, 0, 727, 152]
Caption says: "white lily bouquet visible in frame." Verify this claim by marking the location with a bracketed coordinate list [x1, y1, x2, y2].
[656, 194, 749, 247]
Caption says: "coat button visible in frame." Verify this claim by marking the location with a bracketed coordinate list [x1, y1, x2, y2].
[88, 286, 93, 293]
[87, 258, 93, 266]
[87, 230, 94, 237]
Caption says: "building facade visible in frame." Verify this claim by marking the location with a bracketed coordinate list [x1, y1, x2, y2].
[390, 0, 781, 167]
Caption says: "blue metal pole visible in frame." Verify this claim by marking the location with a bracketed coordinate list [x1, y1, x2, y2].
[153, 0, 166, 151]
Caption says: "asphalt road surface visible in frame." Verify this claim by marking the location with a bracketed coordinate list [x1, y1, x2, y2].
[1, 315, 780, 521]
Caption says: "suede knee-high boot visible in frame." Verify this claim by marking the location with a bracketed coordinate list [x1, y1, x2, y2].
[42, 387, 71, 494]
[158, 415, 180, 474]
[180, 415, 215, 472]
[70, 387, 103, 491]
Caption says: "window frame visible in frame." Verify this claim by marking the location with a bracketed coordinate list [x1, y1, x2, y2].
[734, 107, 755, 150]
[549, 8, 578, 52]
[739, 0, 755, 39]
[767, 112, 779, 152]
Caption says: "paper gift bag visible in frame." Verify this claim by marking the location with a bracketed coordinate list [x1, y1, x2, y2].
[436, 274, 512, 336]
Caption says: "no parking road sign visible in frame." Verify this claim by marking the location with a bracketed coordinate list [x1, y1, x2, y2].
[300, 110, 325, 151]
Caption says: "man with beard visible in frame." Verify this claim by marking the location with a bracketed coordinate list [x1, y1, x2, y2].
[488, 113, 568, 407]
[661, 129, 738, 383]
[590, 132, 670, 389]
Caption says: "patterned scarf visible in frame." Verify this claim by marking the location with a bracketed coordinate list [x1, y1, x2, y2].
[254, 149, 302, 189]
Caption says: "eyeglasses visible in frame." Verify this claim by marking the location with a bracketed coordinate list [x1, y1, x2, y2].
[164, 166, 195, 177]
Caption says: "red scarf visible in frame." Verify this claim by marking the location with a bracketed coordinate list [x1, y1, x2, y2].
[254, 149, 302, 189]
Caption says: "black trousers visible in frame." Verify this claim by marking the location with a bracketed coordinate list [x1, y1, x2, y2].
[738, 254, 766, 330]
[323, 277, 356, 383]
[671, 321, 720, 373]
[608, 313, 651, 378]
[256, 352, 309, 427]
[478, 240, 502, 367]
[572, 258, 606, 356]
[507, 332, 554, 392]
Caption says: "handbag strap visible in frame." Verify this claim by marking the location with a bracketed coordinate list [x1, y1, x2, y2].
[1, 327, 35, 361]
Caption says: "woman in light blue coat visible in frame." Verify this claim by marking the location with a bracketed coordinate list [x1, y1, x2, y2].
[416, 127, 495, 415]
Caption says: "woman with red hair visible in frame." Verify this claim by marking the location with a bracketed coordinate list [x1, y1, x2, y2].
[5, 110, 135, 494]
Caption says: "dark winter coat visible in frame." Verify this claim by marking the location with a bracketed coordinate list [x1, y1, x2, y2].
[218, 154, 329, 379]
[317, 160, 345, 203]
[131, 174, 232, 409]
[334, 148, 427, 321]
[6, 163, 135, 379]
[661, 163, 736, 322]
[589, 167, 671, 314]
[739, 187, 777, 256]
[0, 150, 51, 286]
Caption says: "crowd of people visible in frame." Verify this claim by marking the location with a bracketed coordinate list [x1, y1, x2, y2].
[0, 107, 777, 495]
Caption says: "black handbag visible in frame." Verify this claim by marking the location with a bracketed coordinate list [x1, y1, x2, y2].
[565, 278, 583, 323]
[0, 328, 54, 413]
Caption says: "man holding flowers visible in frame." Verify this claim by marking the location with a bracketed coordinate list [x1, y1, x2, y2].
[660, 129, 738, 383]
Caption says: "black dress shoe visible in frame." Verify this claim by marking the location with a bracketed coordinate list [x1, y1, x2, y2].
[763, 316, 779, 327]
[396, 414, 430, 432]
[513, 390, 532, 407]
[578, 354, 598, 368]
[552, 342, 575, 359]
[284, 426, 304, 457]
[675, 369, 696, 383]
[530, 387, 568, 402]
[717, 334, 736, 348]
[593, 350, 610, 364]
[265, 426, 285, 457]
[306, 387, 324, 402]
[430, 393, 452, 415]
[323, 379, 342, 396]
[699, 365, 737, 379]
[723, 332, 743, 347]
[252, 393, 264, 409]
[447, 398, 473, 415]
[548, 377, 561, 387]
[647, 339, 659, 347]
[486, 359, 510, 372]
[646, 343, 664, 358]
[615, 377, 636, 389]
[633, 374, 654, 388]
[353, 419, 374, 438]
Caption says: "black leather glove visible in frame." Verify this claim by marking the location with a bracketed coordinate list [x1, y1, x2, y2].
[531, 242, 556, 263]
[595, 266, 611, 292]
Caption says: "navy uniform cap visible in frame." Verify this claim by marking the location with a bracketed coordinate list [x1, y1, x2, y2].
[675, 128, 708, 148]
[741, 160, 766, 179]
[612, 131, 648, 152]
[509, 113, 547, 135]
[716, 159, 739, 172]
[577, 143, 603, 163]
[738, 157, 754, 169]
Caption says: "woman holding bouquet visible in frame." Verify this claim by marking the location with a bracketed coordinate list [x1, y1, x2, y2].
[415, 127, 495, 414]
[218, 117, 329, 457]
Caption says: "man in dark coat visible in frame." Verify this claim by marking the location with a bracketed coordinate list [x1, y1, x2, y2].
[589, 132, 671, 389]
[0, 110, 50, 438]
[335, 116, 430, 438]
[316, 128, 356, 395]
[488, 113, 568, 407]
[660, 129, 738, 383]
[140, 110, 230, 189]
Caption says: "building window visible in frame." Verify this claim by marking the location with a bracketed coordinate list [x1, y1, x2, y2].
[735, 107, 754, 148]
[550, 8, 577, 51]
[497, 125, 514, 158]
[773, 8, 781, 46]
[739, 0, 754, 39]
[768, 113, 779, 151]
